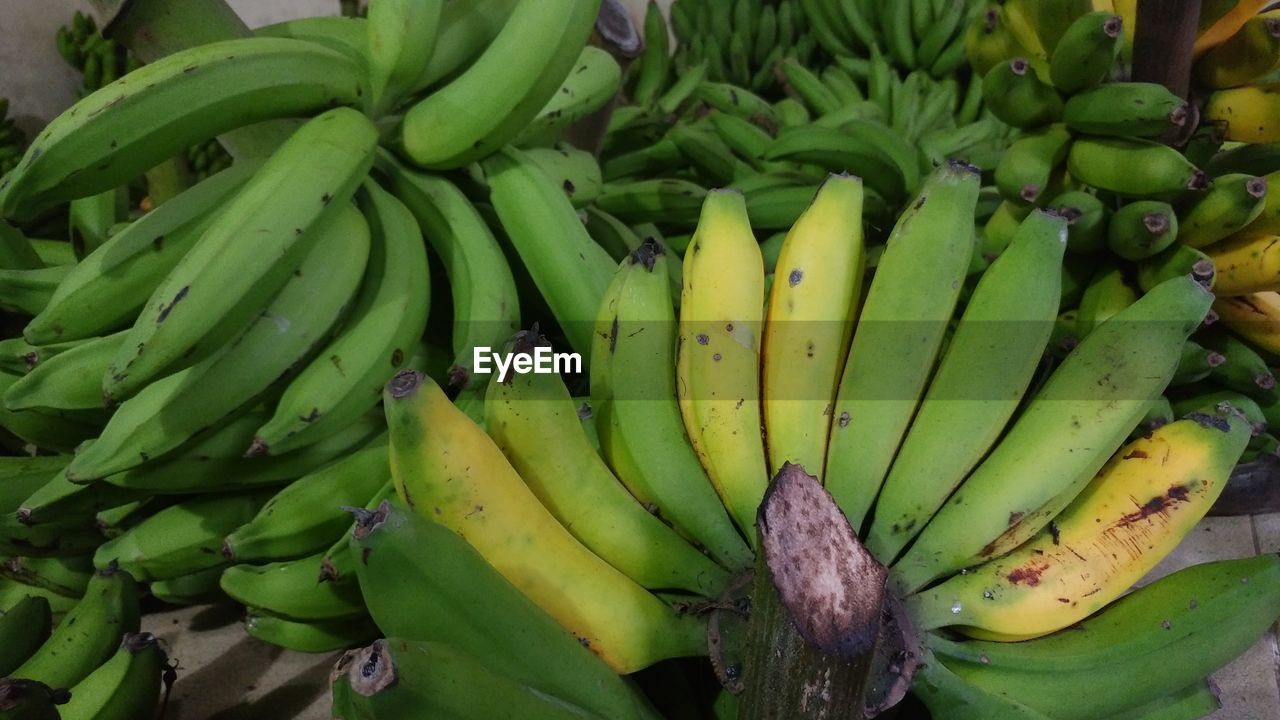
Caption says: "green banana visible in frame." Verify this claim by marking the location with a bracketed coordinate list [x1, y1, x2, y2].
[351, 500, 658, 720]
[1171, 391, 1266, 432]
[9, 564, 140, 689]
[668, 125, 744, 186]
[249, 179, 429, 457]
[0, 596, 51, 677]
[1078, 262, 1150, 341]
[93, 491, 272, 581]
[367, 0, 441, 116]
[867, 210, 1066, 563]
[28, 240, 76, 268]
[16, 466, 143, 528]
[0, 38, 366, 220]
[0, 456, 71, 515]
[0, 372, 104, 453]
[1201, 328, 1279, 398]
[780, 58, 842, 116]
[1049, 12, 1123, 92]
[825, 161, 980, 528]
[399, 0, 598, 168]
[1108, 200, 1179, 261]
[0, 221, 42, 271]
[632, 1, 671, 107]
[893, 275, 1214, 593]
[148, 566, 227, 606]
[58, 632, 165, 720]
[518, 47, 623, 146]
[521, 145, 606, 209]
[764, 124, 907, 201]
[591, 243, 753, 570]
[411, 0, 523, 91]
[223, 436, 388, 563]
[3, 332, 125, 411]
[1064, 82, 1189, 138]
[0, 266, 71, 317]
[994, 124, 1071, 204]
[1138, 244, 1215, 292]
[982, 58, 1063, 129]
[1068, 136, 1208, 198]
[484, 145, 616, 361]
[69, 204, 371, 481]
[1047, 190, 1109, 254]
[0, 679, 62, 720]
[221, 552, 365, 621]
[1171, 340, 1225, 385]
[1177, 173, 1269, 248]
[243, 609, 377, 653]
[485, 329, 728, 596]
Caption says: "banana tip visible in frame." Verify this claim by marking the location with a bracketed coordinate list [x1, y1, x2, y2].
[348, 639, 396, 697]
[1103, 15, 1123, 38]
[386, 369, 423, 399]
[351, 500, 391, 541]
[244, 437, 269, 458]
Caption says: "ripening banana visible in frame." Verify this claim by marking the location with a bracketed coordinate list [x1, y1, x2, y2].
[676, 190, 769, 539]
[1067, 136, 1207, 198]
[384, 370, 708, 674]
[1197, 11, 1280, 89]
[867, 210, 1066, 563]
[1233, 169, 1280, 239]
[893, 275, 1215, 593]
[911, 409, 1249, 641]
[367, 0, 441, 116]
[1049, 12, 1122, 93]
[1207, 233, 1280, 296]
[67, 204, 370, 482]
[250, 179, 429, 457]
[399, 0, 599, 168]
[485, 330, 728, 596]
[825, 161, 980, 529]
[965, 6, 1032, 76]
[1178, 173, 1269, 248]
[58, 632, 166, 720]
[761, 175, 864, 482]
[1214, 292, 1280, 354]
[1205, 83, 1280, 143]
[0, 37, 366, 220]
[349, 500, 656, 720]
[103, 107, 378, 403]
[591, 242, 752, 571]
[1063, 82, 1189, 138]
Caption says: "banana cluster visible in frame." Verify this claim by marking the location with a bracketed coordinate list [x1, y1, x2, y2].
[55, 12, 139, 98]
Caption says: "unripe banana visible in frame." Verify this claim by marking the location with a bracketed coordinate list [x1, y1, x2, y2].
[1178, 173, 1269, 248]
[0, 266, 71, 317]
[632, 1, 671, 107]
[3, 332, 125, 411]
[1047, 190, 1109, 254]
[367, 0, 441, 116]
[1067, 136, 1207, 198]
[1138, 244, 1215, 292]
[1204, 83, 1280, 143]
[982, 58, 1063, 129]
[1171, 339, 1226, 385]
[894, 275, 1214, 593]
[1049, 12, 1122, 92]
[16, 466, 144, 528]
[965, 6, 1031, 76]
[1200, 328, 1279, 398]
[1197, 12, 1280, 89]
[518, 47, 623, 146]
[0, 596, 51, 677]
[59, 632, 166, 720]
[0, 679, 63, 720]
[148, 566, 227, 606]
[825, 162, 980, 528]
[243, 609, 377, 653]
[981, 200, 1034, 259]
[1107, 200, 1178, 260]
[221, 552, 365, 621]
[994, 124, 1071, 204]
[596, 178, 710, 226]
[1064, 82, 1189, 138]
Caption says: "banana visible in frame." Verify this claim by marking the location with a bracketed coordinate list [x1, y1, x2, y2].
[350, 500, 657, 720]
[602, 138, 683, 182]
[1204, 83, 1280, 143]
[1207, 233, 1280, 295]
[1107, 200, 1178, 261]
[521, 145, 603, 209]
[893, 275, 1214, 593]
[591, 242, 752, 570]
[1178, 173, 1269, 248]
[667, 125, 745, 186]
[484, 330, 728, 596]
[982, 58, 1063, 129]
[484, 146, 616, 361]
[924, 554, 1280, 720]
[825, 161, 980, 528]
[761, 175, 865, 481]
[221, 552, 365, 620]
[707, 112, 774, 171]
[911, 409, 1248, 640]
[763, 125, 907, 201]
[1063, 82, 1189, 138]
[68, 204, 370, 481]
[868, 210, 1066, 563]
[517, 47, 623, 145]
[1224, 171, 1280, 240]
[367, 0, 441, 116]
[10, 564, 140, 689]
[318, 479, 394, 585]
[93, 491, 271, 581]
[1108, 680, 1221, 720]
[1197, 12, 1280, 89]
[0, 221, 42, 271]
[0, 373, 104, 453]
[632, 1, 671, 107]
[411, 0, 523, 91]
[148, 566, 227, 606]
[1200, 328, 1279, 397]
[1049, 11, 1122, 92]
[0, 679, 63, 720]
[0, 596, 51, 677]
[994, 124, 1071, 204]
[1214, 292, 1280, 354]
[254, 15, 368, 60]
[16, 466, 143, 528]
[385, 370, 708, 673]
[965, 6, 1029, 76]
[1067, 136, 1208, 198]
[243, 609, 377, 653]
[676, 190, 768, 539]
[0, 38, 366, 220]
[0, 515, 104, 560]
[780, 58, 842, 116]
[103, 107, 377, 403]
[399, 0, 598, 168]
[1171, 340, 1225, 385]
[3, 332, 125, 411]
[1047, 190, 1109, 254]
[374, 151, 520, 406]
[58, 632, 165, 720]
[596, 178, 710, 227]
[0, 266, 70, 317]
[1172, 391, 1266, 433]
[223, 436, 388, 563]
[250, 180, 429, 457]
[1137, 244, 1215, 292]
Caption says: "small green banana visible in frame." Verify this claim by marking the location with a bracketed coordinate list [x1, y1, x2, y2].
[1107, 200, 1179, 261]
[1063, 82, 1189, 138]
[0, 595, 51, 677]
[221, 552, 366, 621]
[1049, 12, 1123, 92]
[982, 58, 1063, 129]
[243, 609, 377, 653]
[994, 124, 1071, 204]
[58, 632, 166, 720]
[1177, 173, 1269, 248]
[1067, 136, 1207, 198]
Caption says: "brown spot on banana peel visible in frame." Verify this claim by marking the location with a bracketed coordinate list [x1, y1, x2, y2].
[1187, 411, 1233, 432]
[156, 285, 189, 323]
[1006, 561, 1050, 586]
[629, 238, 662, 270]
[1114, 483, 1193, 527]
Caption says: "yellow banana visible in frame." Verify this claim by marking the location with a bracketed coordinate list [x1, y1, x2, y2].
[1195, 0, 1272, 56]
[1207, 234, 1280, 296]
[761, 175, 864, 481]
[909, 410, 1249, 641]
[676, 190, 769, 539]
[384, 370, 706, 673]
[1213, 291, 1280, 354]
[1205, 83, 1280, 143]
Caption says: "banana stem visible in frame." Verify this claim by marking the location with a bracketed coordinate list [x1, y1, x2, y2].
[1131, 0, 1202, 101]
[737, 463, 886, 720]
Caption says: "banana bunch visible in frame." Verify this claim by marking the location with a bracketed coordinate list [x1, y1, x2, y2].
[55, 12, 140, 98]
